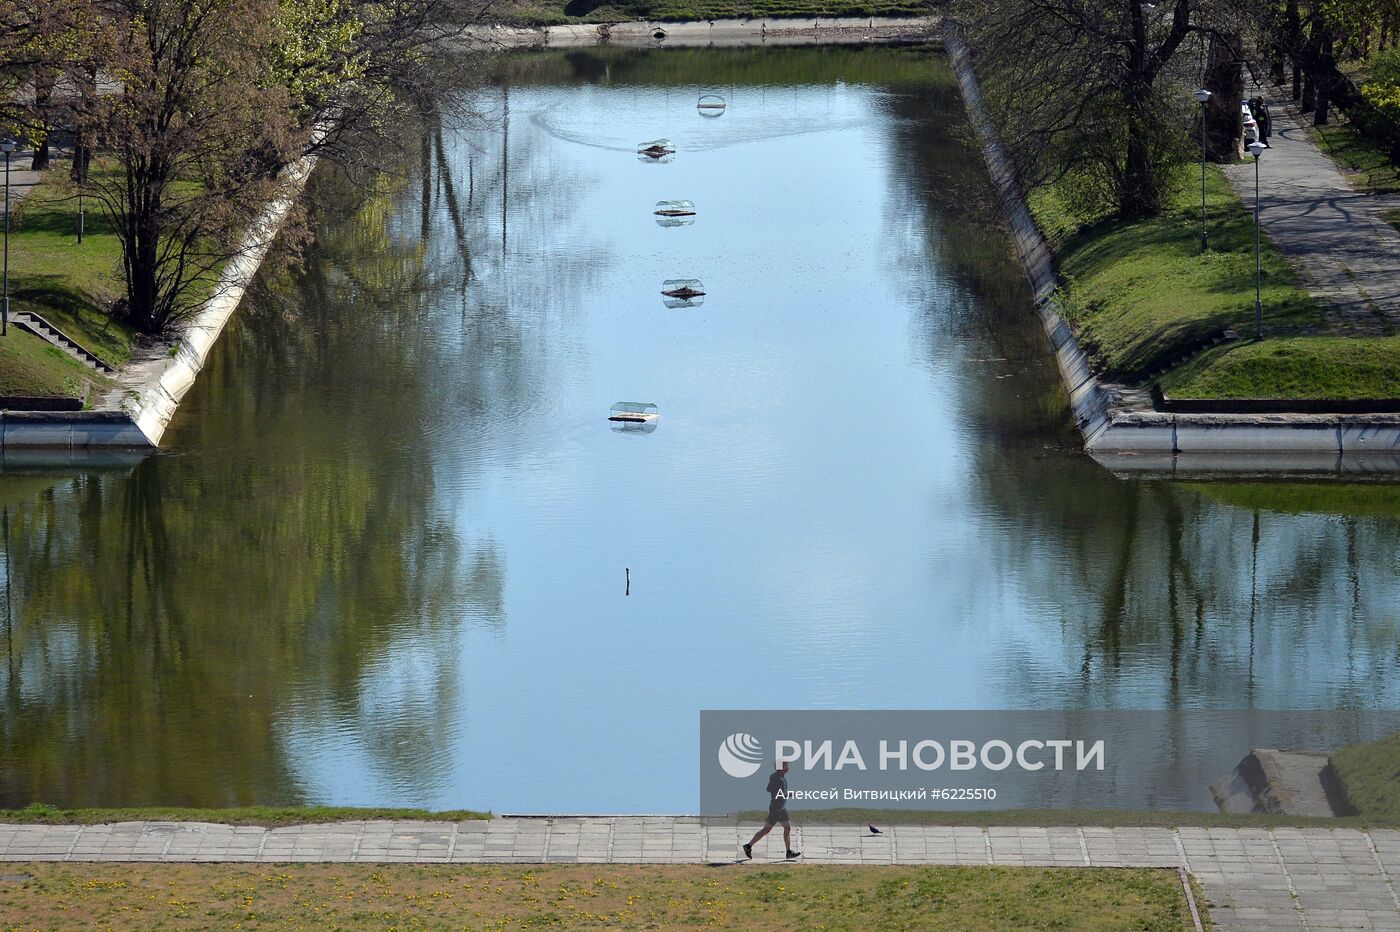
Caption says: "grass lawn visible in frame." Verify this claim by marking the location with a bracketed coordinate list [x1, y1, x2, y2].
[0, 328, 105, 402]
[1032, 164, 1320, 386]
[1308, 118, 1400, 195]
[0, 804, 490, 828]
[1159, 334, 1400, 399]
[0, 863, 1201, 930]
[1, 164, 136, 401]
[1332, 732, 1400, 823]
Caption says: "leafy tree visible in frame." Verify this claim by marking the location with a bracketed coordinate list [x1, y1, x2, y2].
[267, 0, 366, 118]
[1358, 45, 1400, 157]
[0, 0, 101, 146]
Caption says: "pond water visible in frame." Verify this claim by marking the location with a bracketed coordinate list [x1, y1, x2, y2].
[2, 46, 1399, 813]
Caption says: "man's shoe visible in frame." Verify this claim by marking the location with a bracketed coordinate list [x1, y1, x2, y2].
[742, 843, 753, 859]
[786, 849, 802, 859]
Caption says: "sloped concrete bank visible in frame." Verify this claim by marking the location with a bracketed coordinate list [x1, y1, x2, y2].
[944, 23, 1400, 474]
[0, 151, 317, 454]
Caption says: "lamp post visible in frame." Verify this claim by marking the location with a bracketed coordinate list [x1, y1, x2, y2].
[1248, 139, 1266, 340]
[1194, 88, 1211, 252]
[2, 139, 13, 337]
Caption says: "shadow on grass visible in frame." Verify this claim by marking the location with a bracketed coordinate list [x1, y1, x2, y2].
[13, 277, 132, 365]
[13, 197, 118, 240]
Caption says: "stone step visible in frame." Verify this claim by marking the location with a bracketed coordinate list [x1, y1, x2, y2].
[12, 311, 115, 374]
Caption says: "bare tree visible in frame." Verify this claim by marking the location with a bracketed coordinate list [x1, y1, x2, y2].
[81, 0, 303, 334]
[956, 0, 1208, 218]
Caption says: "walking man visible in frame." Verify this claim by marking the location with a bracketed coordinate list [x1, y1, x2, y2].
[743, 758, 801, 860]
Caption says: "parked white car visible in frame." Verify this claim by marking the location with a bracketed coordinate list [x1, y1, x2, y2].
[1241, 101, 1259, 142]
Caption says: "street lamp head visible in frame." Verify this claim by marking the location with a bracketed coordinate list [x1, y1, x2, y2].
[1247, 140, 1266, 159]
[1194, 89, 1212, 104]
[0, 140, 14, 154]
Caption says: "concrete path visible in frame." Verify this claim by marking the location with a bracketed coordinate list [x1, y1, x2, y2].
[1224, 82, 1400, 333]
[5, 818, 1400, 929]
[2, 149, 42, 207]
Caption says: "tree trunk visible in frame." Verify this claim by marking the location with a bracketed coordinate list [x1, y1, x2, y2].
[1287, 0, 1303, 99]
[1123, 142, 1154, 215]
[71, 136, 91, 185]
[30, 75, 54, 171]
[1121, 86, 1158, 217]
[129, 232, 161, 333]
[124, 163, 166, 334]
[1314, 25, 1333, 125]
[1204, 32, 1245, 163]
[1269, 5, 1286, 84]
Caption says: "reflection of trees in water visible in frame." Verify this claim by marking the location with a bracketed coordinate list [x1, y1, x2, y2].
[875, 68, 1070, 449]
[872, 58, 1400, 711]
[392, 84, 610, 482]
[0, 161, 518, 807]
[955, 354, 1400, 710]
[1, 79, 613, 800]
[421, 84, 608, 305]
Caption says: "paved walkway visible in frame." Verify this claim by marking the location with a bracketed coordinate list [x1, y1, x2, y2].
[2, 149, 41, 207]
[5, 818, 1400, 929]
[1224, 81, 1400, 333]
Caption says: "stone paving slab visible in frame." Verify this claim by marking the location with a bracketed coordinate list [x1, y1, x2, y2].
[6, 818, 1400, 929]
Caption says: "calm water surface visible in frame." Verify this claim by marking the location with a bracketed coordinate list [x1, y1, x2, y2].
[2, 47, 1399, 812]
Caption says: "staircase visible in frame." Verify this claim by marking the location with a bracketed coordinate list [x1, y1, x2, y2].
[12, 311, 115, 374]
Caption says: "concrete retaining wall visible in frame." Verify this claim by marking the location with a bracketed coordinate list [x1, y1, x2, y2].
[466, 16, 940, 49]
[944, 21, 1400, 471]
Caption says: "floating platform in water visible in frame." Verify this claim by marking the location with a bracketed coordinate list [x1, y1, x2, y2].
[661, 278, 705, 299]
[660, 278, 705, 308]
[637, 138, 676, 160]
[654, 199, 696, 217]
[609, 401, 659, 423]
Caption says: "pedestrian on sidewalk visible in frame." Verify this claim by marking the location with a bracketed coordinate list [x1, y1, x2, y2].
[742, 757, 801, 860]
[1257, 97, 1273, 147]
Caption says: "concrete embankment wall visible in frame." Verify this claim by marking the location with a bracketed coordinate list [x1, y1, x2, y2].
[944, 22, 1400, 471]
[469, 16, 940, 49]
